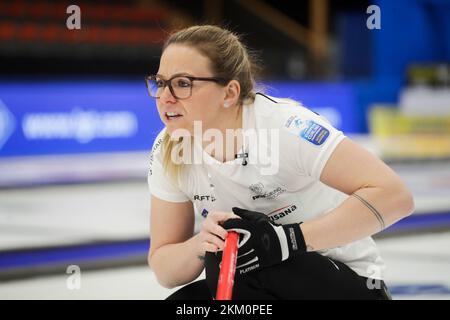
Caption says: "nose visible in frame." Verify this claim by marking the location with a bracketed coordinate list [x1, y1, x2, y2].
[159, 85, 177, 104]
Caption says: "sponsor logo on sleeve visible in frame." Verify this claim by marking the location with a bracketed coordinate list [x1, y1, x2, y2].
[285, 116, 329, 146]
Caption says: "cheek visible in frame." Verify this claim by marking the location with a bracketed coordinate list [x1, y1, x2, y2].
[155, 102, 164, 115]
[186, 106, 218, 128]
[186, 95, 221, 119]
[182, 101, 205, 120]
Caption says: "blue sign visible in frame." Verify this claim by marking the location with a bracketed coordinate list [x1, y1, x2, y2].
[0, 99, 16, 151]
[0, 80, 163, 157]
[0, 80, 360, 158]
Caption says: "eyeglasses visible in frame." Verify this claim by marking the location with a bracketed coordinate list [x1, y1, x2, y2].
[145, 74, 229, 100]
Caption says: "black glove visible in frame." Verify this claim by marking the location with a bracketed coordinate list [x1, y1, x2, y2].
[221, 207, 306, 275]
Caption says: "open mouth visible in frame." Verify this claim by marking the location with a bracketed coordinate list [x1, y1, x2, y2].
[165, 111, 183, 121]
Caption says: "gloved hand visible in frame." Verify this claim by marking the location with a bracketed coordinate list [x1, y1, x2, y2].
[221, 207, 306, 275]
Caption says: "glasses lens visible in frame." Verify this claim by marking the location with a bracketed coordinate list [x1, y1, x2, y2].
[170, 76, 192, 99]
[146, 77, 164, 98]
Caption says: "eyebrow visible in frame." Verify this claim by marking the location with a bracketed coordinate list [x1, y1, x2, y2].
[155, 72, 193, 79]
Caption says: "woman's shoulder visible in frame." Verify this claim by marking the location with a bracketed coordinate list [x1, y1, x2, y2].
[253, 93, 328, 130]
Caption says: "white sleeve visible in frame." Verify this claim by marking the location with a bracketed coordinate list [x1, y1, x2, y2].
[282, 108, 346, 180]
[147, 132, 190, 203]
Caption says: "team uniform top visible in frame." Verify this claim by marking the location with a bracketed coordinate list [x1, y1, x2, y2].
[148, 93, 385, 280]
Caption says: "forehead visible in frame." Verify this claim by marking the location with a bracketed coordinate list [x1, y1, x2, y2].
[158, 44, 213, 77]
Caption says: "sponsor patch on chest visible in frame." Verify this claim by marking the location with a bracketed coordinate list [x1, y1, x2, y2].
[267, 204, 298, 222]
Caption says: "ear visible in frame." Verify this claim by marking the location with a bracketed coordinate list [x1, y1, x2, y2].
[223, 80, 241, 108]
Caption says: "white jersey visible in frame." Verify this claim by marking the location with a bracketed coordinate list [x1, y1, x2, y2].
[148, 93, 385, 279]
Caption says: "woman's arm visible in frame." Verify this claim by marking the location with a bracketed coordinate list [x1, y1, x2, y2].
[148, 195, 237, 289]
[300, 138, 415, 252]
[148, 195, 204, 289]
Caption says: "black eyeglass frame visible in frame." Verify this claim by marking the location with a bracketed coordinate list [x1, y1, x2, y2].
[145, 74, 230, 99]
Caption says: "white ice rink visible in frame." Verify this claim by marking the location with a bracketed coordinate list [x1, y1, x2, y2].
[1, 232, 450, 300]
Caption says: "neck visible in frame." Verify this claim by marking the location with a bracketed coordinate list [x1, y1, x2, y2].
[203, 105, 244, 163]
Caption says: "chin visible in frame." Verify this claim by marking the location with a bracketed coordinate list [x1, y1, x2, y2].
[166, 123, 192, 140]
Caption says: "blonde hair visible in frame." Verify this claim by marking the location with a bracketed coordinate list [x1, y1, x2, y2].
[160, 25, 260, 183]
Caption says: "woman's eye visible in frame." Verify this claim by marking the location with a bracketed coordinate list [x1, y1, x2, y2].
[176, 79, 191, 87]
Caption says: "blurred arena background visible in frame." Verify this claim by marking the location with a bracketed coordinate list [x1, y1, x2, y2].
[0, 0, 450, 300]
